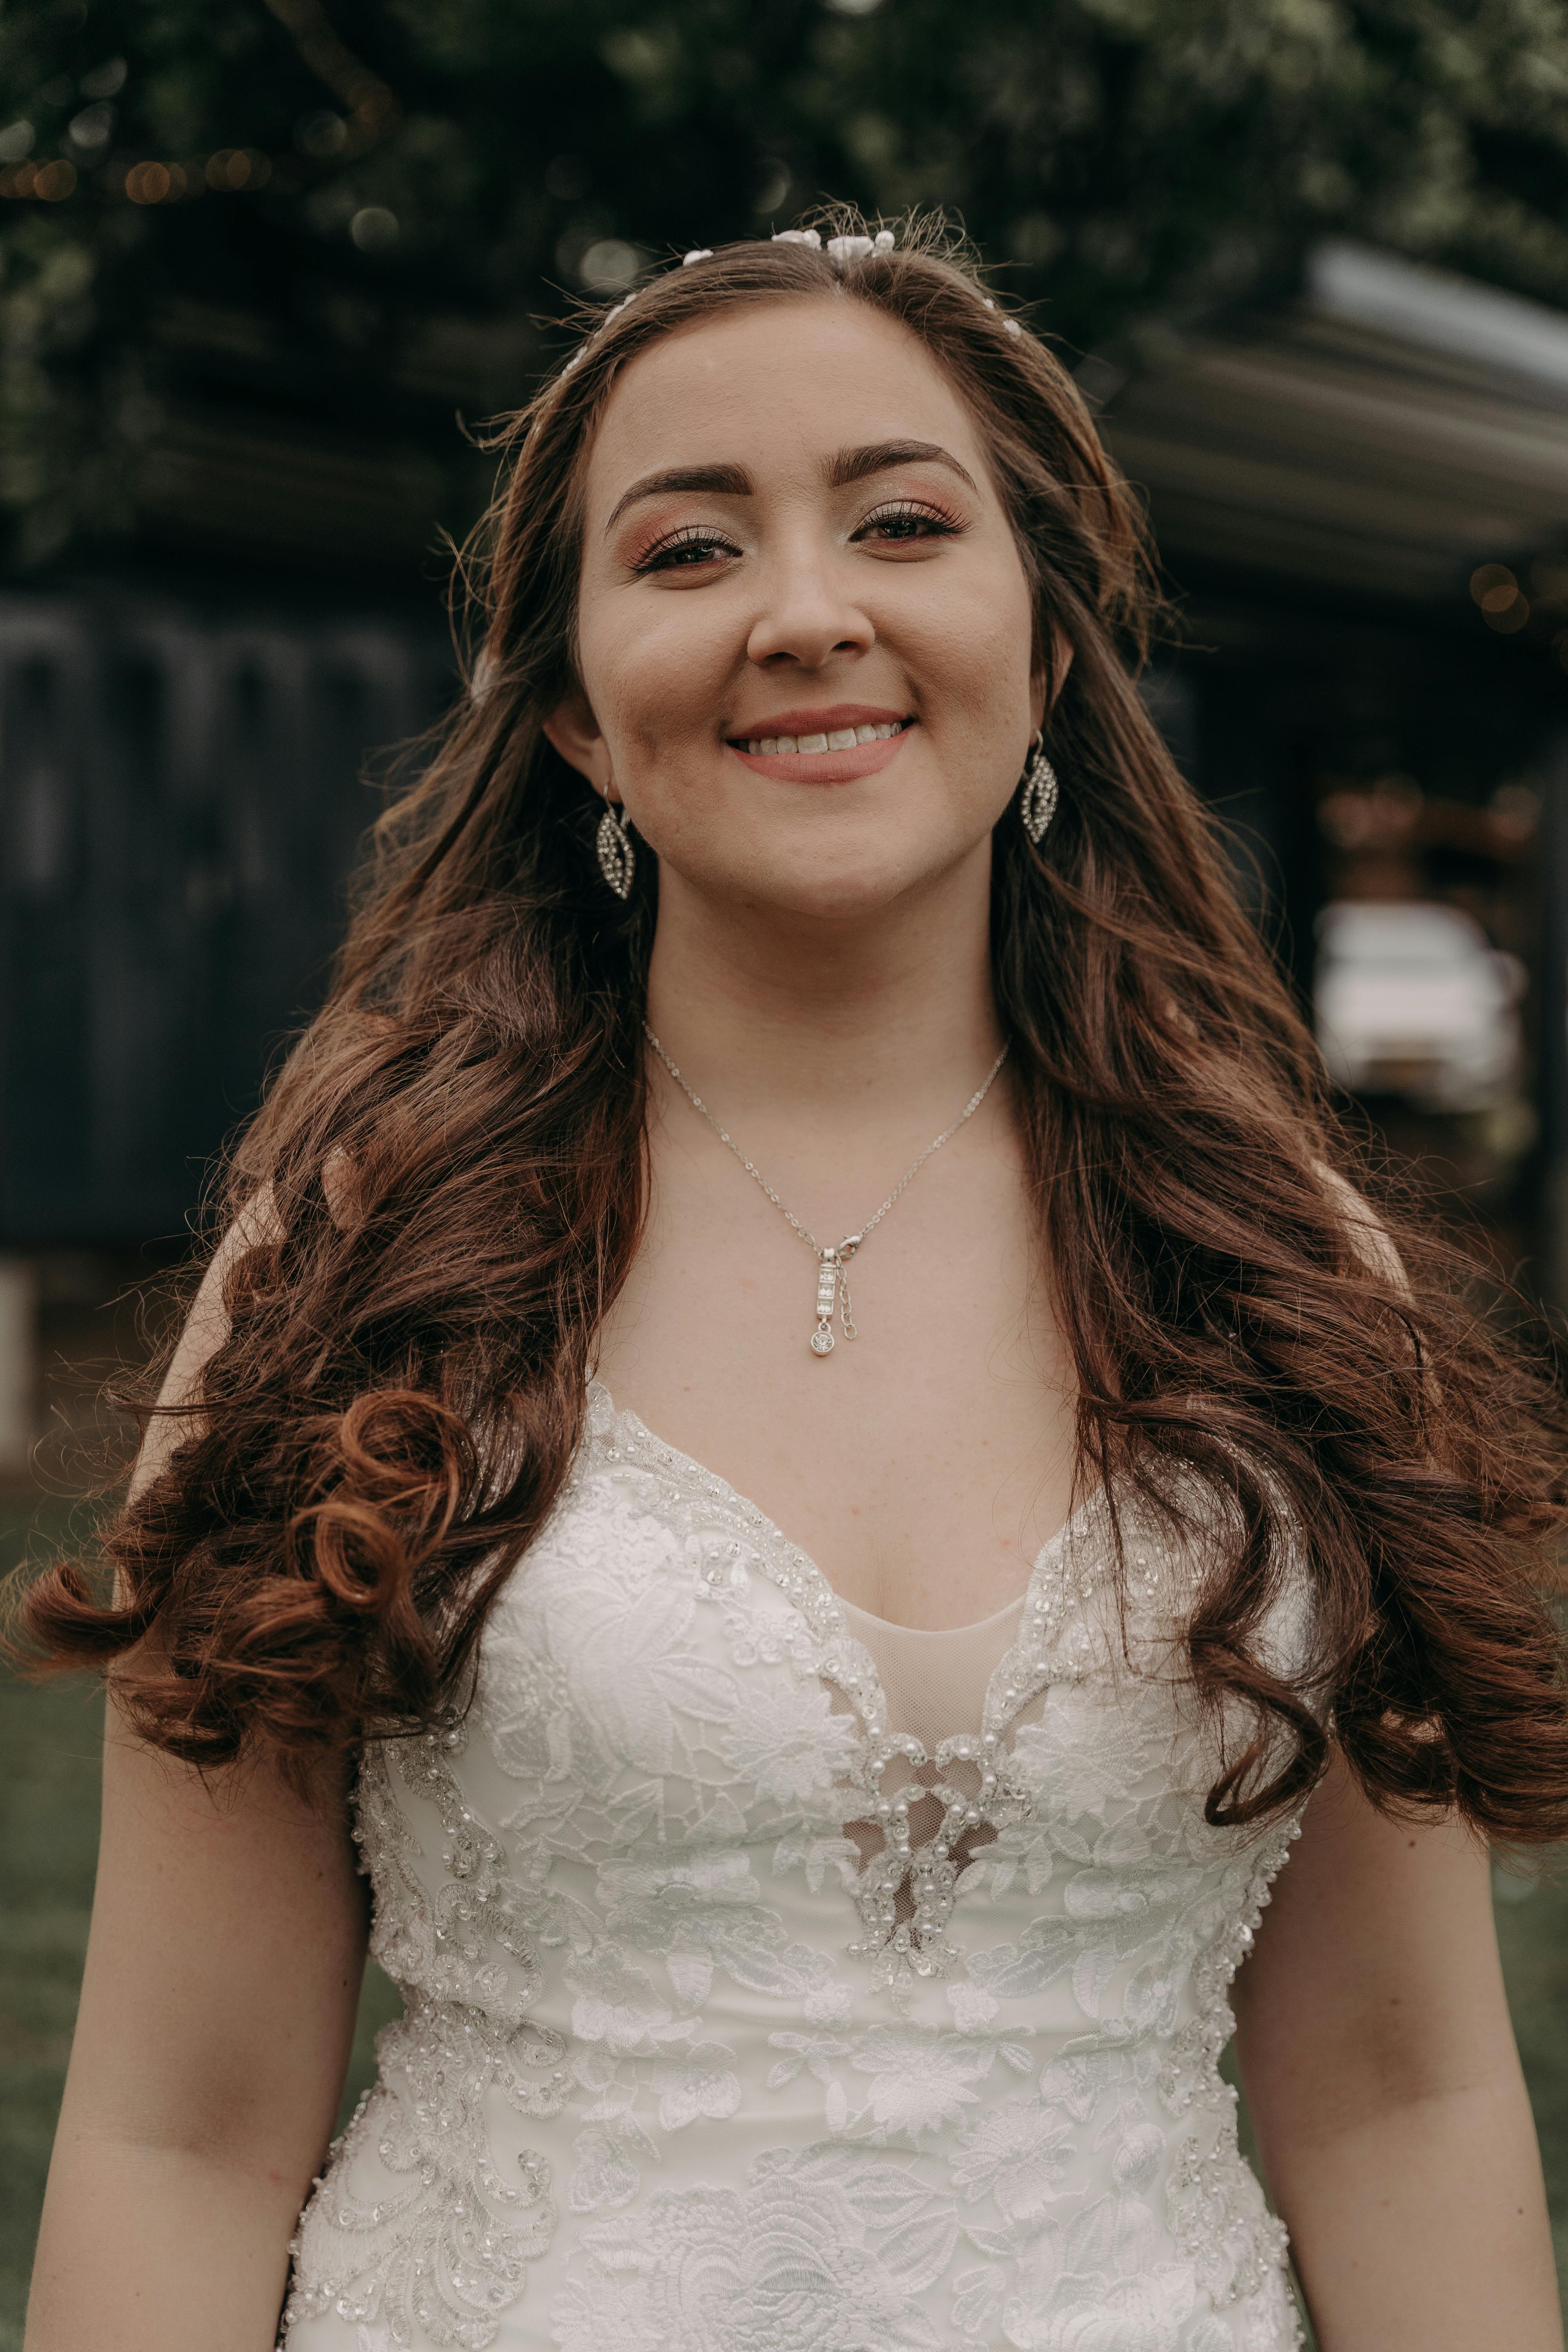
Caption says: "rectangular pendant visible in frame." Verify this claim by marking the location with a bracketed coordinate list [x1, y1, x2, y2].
[811, 1249, 838, 1354]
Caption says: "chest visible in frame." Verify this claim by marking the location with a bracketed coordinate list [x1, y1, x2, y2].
[594, 1105, 1080, 1628]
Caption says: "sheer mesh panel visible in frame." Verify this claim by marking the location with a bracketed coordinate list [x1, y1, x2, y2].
[838, 1595, 1025, 1909]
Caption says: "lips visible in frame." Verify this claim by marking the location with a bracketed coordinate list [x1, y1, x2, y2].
[726, 705, 916, 785]
[738, 718, 904, 755]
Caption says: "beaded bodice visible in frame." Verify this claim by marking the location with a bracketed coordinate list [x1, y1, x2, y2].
[283, 1383, 1309, 2352]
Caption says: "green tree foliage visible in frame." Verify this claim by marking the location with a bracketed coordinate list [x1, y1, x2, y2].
[5, 0, 1568, 562]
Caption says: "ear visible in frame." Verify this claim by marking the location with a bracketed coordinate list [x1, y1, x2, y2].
[543, 686, 615, 799]
[1031, 626, 1075, 734]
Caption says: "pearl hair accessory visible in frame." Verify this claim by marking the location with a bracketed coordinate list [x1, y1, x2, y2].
[772, 227, 896, 262]
[561, 224, 1031, 384]
[983, 295, 1025, 338]
[559, 227, 896, 370]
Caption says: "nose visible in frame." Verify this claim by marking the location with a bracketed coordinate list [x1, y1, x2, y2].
[744, 538, 875, 671]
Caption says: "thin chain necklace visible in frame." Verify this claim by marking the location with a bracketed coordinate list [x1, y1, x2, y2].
[643, 1022, 1009, 1357]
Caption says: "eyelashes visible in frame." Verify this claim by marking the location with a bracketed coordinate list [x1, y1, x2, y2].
[632, 523, 740, 575]
[852, 497, 964, 543]
[629, 497, 967, 575]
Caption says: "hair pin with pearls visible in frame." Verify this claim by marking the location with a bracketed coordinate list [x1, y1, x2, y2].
[687, 228, 897, 264]
[563, 223, 1025, 376]
[771, 227, 897, 261]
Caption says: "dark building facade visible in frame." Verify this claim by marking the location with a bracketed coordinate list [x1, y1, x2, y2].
[0, 581, 451, 1248]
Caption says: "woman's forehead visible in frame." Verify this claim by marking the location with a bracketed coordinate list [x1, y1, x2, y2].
[580, 296, 989, 512]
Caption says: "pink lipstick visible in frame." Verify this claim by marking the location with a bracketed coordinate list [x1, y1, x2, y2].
[726, 703, 915, 786]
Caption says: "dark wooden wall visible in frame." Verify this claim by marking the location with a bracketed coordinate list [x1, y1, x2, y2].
[0, 587, 452, 1247]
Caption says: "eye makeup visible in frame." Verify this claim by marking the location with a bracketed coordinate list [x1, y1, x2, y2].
[851, 496, 966, 545]
[626, 488, 967, 579]
[630, 523, 742, 576]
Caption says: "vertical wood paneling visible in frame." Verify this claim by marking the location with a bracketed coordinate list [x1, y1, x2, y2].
[0, 591, 451, 1246]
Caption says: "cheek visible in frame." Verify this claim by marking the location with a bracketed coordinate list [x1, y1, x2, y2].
[578, 594, 730, 762]
[907, 524, 1031, 653]
[909, 557, 1036, 737]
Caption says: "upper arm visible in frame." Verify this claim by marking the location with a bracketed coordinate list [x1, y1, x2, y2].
[1231, 1748, 1514, 2147]
[1242, 1182, 1478, 2132]
[87, 1187, 369, 2163]
[1316, 1161, 1409, 1296]
[73, 1711, 369, 2162]
[27, 1188, 373, 2352]
[130, 1191, 282, 1504]
[134, 1163, 362, 1505]
[1316, 1164, 1439, 1425]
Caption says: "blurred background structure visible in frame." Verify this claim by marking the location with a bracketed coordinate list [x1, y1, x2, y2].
[6, 0, 1568, 1434]
[6, 0, 1568, 2337]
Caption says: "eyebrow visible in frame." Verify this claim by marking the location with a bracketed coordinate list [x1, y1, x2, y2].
[605, 462, 751, 531]
[603, 439, 979, 532]
[828, 439, 979, 494]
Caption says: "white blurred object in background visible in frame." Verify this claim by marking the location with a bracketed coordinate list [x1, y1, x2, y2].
[1314, 900, 1526, 1112]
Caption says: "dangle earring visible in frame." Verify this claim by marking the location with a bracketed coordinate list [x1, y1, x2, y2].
[596, 796, 635, 898]
[1018, 731, 1060, 844]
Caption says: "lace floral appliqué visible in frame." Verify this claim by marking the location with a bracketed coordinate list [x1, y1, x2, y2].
[285, 1726, 559, 2348]
[285, 1387, 1311, 2352]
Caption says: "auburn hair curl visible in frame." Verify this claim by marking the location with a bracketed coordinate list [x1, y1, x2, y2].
[17, 210, 1568, 1837]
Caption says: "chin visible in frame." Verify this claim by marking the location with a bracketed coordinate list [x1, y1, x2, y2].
[734, 838, 982, 925]
[657, 799, 996, 926]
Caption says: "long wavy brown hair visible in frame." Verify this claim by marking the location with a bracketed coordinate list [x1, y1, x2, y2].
[18, 211, 1568, 1837]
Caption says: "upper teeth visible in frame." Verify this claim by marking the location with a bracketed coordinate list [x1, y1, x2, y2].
[741, 721, 904, 755]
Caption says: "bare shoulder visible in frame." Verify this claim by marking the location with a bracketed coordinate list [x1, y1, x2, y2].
[131, 1187, 282, 1501]
[1315, 1160, 1410, 1295]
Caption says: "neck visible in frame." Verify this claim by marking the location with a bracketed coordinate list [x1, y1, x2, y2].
[643, 844, 1002, 1128]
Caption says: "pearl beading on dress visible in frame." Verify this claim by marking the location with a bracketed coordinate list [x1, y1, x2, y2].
[284, 1720, 561, 2346]
[281, 1383, 1313, 2352]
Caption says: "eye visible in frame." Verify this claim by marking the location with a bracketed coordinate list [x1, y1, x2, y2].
[633, 524, 740, 575]
[853, 499, 964, 547]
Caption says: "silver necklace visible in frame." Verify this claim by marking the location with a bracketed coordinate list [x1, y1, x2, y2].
[644, 1023, 1009, 1357]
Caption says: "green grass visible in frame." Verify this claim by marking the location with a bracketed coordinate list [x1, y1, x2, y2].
[3, 1503, 1566, 2345]
[1496, 1855, 1568, 2316]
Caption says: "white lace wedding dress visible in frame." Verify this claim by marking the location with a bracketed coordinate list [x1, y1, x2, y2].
[282, 1382, 1309, 2352]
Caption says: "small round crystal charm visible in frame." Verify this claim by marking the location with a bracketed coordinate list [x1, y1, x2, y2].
[811, 1247, 846, 1357]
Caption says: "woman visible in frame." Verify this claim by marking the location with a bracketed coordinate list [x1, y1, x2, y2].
[21, 214, 1568, 2351]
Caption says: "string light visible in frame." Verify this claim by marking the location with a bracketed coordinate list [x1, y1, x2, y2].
[0, 158, 76, 200]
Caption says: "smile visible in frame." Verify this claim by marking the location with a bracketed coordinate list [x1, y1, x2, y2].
[736, 719, 909, 756]
[724, 706, 918, 784]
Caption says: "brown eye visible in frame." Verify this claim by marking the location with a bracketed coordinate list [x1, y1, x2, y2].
[635, 526, 739, 575]
[853, 500, 963, 546]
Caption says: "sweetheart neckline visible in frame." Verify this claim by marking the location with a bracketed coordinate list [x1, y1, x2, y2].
[583, 1377, 1109, 1754]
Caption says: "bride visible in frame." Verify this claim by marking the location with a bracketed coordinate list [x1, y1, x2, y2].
[22, 214, 1568, 2351]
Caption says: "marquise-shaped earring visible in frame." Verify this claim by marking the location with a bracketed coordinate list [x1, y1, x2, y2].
[596, 798, 635, 899]
[1018, 731, 1060, 845]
